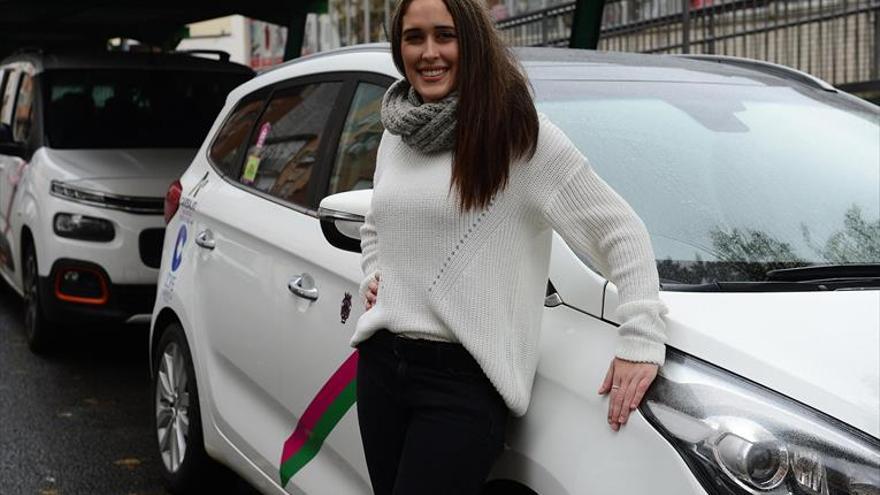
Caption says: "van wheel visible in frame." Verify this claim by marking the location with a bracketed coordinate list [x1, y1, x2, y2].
[22, 242, 53, 353]
[152, 323, 213, 493]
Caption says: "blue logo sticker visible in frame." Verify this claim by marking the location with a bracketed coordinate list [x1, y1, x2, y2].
[171, 224, 187, 272]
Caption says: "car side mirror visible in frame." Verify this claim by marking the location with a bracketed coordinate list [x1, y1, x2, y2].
[0, 123, 13, 144]
[318, 189, 372, 253]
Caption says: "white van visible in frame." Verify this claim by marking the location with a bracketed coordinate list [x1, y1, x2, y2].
[0, 49, 253, 352]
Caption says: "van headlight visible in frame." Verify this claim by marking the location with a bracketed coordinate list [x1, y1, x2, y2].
[641, 349, 879, 495]
[54, 213, 115, 242]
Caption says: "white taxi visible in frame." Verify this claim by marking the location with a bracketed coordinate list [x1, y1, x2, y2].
[150, 44, 880, 494]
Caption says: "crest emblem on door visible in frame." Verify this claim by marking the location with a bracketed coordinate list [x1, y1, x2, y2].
[340, 292, 352, 324]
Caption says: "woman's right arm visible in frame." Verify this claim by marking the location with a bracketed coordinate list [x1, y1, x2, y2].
[358, 132, 389, 308]
[359, 204, 381, 309]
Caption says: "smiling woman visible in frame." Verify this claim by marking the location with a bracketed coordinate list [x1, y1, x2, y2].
[353, 0, 668, 494]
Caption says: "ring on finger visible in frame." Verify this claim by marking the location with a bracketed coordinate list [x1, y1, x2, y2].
[611, 384, 621, 390]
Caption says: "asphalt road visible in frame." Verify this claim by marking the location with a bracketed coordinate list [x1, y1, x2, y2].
[0, 283, 259, 495]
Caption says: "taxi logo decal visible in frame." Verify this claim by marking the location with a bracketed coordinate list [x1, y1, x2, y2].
[171, 224, 187, 272]
[280, 351, 359, 486]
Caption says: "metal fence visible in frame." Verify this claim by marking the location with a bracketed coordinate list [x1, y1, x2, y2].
[496, 0, 880, 87]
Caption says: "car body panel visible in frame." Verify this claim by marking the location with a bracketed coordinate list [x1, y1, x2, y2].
[43, 148, 197, 194]
[604, 286, 880, 438]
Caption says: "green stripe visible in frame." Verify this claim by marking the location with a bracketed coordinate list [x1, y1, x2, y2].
[280, 379, 358, 485]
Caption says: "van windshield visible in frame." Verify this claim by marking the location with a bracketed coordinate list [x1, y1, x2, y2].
[534, 80, 880, 286]
[44, 69, 251, 149]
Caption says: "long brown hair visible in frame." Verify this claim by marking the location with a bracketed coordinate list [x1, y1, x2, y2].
[390, 0, 539, 212]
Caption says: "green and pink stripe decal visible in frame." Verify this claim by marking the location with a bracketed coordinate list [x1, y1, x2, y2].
[279, 351, 359, 486]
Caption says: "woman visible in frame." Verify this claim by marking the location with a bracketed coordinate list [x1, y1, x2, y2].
[351, 0, 668, 492]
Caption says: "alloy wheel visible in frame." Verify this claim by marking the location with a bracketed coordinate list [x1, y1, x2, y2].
[155, 342, 191, 473]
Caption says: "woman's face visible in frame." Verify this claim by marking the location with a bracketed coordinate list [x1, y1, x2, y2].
[401, 0, 459, 103]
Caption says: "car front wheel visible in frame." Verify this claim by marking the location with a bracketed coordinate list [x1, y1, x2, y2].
[152, 323, 213, 493]
[22, 242, 53, 353]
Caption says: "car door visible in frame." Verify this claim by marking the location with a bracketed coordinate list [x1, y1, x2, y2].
[275, 75, 391, 494]
[0, 67, 32, 279]
[188, 76, 349, 482]
[194, 75, 360, 481]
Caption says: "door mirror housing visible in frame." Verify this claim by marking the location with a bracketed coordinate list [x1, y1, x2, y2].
[318, 189, 371, 253]
[0, 123, 14, 144]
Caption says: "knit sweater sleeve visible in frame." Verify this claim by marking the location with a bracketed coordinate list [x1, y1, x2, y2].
[538, 127, 668, 365]
[358, 133, 389, 300]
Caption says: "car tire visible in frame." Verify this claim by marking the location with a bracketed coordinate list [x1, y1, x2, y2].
[152, 323, 214, 493]
[22, 241, 53, 353]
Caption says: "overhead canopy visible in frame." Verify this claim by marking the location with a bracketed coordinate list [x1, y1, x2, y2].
[0, 0, 327, 60]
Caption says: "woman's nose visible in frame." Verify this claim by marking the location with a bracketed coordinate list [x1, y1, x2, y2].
[422, 36, 440, 60]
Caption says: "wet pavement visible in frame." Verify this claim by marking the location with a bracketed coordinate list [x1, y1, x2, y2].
[0, 284, 259, 495]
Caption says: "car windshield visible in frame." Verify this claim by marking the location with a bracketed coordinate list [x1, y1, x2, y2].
[44, 69, 251, 149]
[533, 79, 880, 287]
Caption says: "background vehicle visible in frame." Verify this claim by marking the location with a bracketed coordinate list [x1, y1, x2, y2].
[151, 44, 880, 494]
[0, 49, 253, 352]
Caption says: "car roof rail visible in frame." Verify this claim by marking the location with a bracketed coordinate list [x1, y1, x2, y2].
[673, 54, 837, 92]
[176, 49, 231, 62]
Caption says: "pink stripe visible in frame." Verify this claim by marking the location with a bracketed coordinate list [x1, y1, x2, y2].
[281, 351, 359, 462]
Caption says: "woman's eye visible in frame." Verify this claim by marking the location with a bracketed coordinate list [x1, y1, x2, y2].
[438, 31, 456, 40]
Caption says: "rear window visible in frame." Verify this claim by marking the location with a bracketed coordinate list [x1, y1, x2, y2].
[44, 69, 252, 149]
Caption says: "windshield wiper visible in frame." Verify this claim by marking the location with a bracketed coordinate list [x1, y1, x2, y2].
[661, 280, 845, 292]
[766, 263, 880, 282]
[661, 274, 880, 292]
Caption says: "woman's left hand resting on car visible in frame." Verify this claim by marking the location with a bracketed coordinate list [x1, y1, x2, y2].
[598, 358, 659, 431]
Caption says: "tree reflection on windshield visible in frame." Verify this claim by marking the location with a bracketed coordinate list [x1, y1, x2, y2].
[658, 205, 880, 284]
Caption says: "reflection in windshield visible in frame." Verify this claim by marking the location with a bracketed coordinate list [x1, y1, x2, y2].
[658, 206, 879, 284]
[535, 80, 880, 285]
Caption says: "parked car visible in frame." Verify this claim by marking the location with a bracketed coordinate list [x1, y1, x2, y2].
[150, 44, 879, 494]
[0, 49, 254, 352]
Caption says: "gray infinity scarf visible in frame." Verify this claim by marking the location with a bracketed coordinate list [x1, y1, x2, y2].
[380, 79, 458, 154]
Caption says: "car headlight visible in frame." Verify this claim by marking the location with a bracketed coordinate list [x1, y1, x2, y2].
[53, 213, 115, 242]
[641, 349, 879, 495]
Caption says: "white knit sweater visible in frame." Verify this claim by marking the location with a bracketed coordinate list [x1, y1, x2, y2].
[351, 114, 668, 416]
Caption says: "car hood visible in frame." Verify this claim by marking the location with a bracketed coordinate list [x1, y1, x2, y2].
[606, 289, 880, 438]
[44, 148, 196, 197]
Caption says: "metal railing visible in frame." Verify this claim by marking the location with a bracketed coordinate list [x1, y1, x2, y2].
[497, 0, 880, 87]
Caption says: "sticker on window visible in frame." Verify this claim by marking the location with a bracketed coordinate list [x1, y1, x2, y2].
[241, 122, 272, 185]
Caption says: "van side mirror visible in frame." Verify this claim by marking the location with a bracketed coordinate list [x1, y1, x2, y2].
[318, 190, 372, 253]
[0, 123, 26, 158]
[0, 123, 13, 144]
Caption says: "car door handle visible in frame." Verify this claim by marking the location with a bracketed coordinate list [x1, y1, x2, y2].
[288, 275, 319, 301]
[195, 230, 215, 250]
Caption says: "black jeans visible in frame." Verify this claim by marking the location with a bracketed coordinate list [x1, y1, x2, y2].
[356, 329, 509, 495]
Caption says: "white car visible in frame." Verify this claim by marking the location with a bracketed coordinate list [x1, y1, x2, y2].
[0, 49, 253, 352]
[150, 44, 880, 495]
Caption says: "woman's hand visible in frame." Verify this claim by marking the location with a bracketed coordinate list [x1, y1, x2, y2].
[597, 357, 658, 432]
[365, 274, 380, 311]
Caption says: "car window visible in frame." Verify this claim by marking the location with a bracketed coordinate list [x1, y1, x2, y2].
[44, 69, 251, 149]
[534, 80, 880, 284]
[326, 82, 386, 197]
[209, 91, 267, 177]
[12, 73, 34, 142]
[239, 82, 342, 208]
[0, 70, 20, 126]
